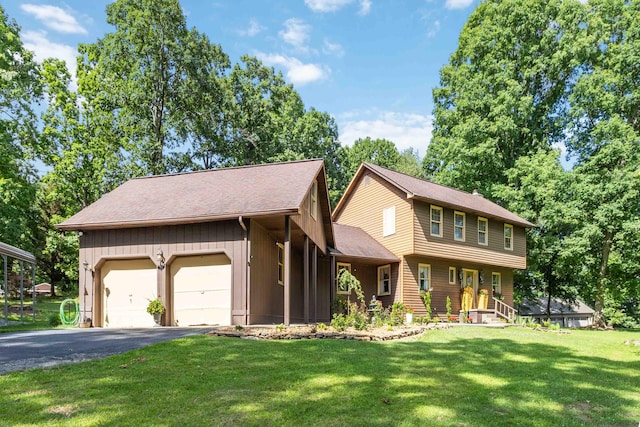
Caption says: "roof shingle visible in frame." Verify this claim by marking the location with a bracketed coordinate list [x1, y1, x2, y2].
[58, 159, 325, 230]
[331, 223, 399, 262]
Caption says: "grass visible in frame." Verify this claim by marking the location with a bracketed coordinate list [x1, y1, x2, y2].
[0, 294, 73, 333]
[0, 327, 639, 426]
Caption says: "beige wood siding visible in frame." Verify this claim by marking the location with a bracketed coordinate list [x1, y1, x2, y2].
[79, 220, 247, 326]
[333, 172, 412, 256]
[402, 256, 515, 316]
[414, 202, 527, 269]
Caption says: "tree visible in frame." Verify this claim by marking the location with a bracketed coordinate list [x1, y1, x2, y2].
[0, 5, 41, 251]
[78, 0, 230, 176]
[424, 0, 583, 196]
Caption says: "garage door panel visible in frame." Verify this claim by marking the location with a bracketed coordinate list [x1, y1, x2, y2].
[172, 254, 231, 326]
[102, 259, 157, 328]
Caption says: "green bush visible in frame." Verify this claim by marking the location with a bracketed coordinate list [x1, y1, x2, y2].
[48, 313, 61, 326]
[331, 313, 349, 331]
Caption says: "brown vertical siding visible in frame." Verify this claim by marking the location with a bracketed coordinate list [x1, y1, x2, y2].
[79, 220, 247, 327]
[333, 172, 412, 256]
[291, 176, 327, 254]
[413, 201, 527, 269]
[248, 220, 283, 324]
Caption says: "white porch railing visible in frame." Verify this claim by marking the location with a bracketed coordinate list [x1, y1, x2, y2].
[494, 298, 516, 322]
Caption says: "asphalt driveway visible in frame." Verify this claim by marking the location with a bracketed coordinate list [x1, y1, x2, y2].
[0, 327, 212, 375]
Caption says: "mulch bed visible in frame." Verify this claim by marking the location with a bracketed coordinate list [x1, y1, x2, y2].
[208, 323, 451, 341]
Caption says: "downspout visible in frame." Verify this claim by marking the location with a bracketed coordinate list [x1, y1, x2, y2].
[239, 216, 249, 325]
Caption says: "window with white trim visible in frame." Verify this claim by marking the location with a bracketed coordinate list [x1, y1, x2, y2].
[310, 180, 318, 221]
[377, 265, 391, 295]
[336, 262, 352, 295]
[449, 267, 456, 285]
[418, 264, 431, 291]
[277, 243, 285, 285]
[478, 217, 488, 245]
[430, 205, 443, 237]
[504, 224, 513, 250]
[454, 211, 465, 241]
[492, 272, 502, 294]
[383, 206, 396, 237]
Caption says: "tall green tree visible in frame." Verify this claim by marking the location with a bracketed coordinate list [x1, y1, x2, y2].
[78, 0, 229, 175]
[424, 0, 583, 196]
[0, 5, 41, 250]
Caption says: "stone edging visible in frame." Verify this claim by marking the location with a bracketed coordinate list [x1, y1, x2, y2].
[208, 323, 451, 341]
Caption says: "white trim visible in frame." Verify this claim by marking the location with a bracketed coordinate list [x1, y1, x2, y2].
[277, 243, 284, 285]
[448, 266, 456, 285]
[336, 262, 352, 295]
[310, 180, 318, 221]
[418, 263, 431, 291]
[430, 205, 443, 237]
[454, 211, 465, 242]
[504, 224, 514, 250]
[492, 272, 502, 294]
[478, 216, 488, 246]
[377, 264, 391, 295]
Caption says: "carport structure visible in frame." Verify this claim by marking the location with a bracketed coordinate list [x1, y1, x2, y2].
[1, 242, 36, 323]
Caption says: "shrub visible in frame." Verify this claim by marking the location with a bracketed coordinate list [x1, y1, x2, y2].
[317, 322, 328, 331]
[390, 302, 406, 326]
[446, 296, 452, 321]
[49, 313, 61, 327]
[331, 313, 348, 331]
[422, 292, 432, 323]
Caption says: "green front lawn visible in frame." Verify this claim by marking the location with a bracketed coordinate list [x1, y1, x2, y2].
[0, 327, 638, 426]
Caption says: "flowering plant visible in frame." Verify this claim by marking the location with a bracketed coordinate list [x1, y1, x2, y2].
[405, 306, 415, 314]
[146, 297, 165, 315]
[478, 289, 489, 296]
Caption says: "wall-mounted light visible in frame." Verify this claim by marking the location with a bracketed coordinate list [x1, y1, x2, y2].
[82, 260, 93, 272]
[457, 268, 463, 284]
[156, 248, 165, 270]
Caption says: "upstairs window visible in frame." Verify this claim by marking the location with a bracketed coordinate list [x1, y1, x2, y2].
[277, 243, 285, 285]
[504, 224, 513, 250]
[454, 211, 465, 241]
[383, 206, 396, 237]
[430, 205, 443, 237]
[310, 180, 318, 221]
[336, 263, 352, 295]
[418, 264, 431, 291]
[377, 265, 391, 295]
[478, 217, 488, 245]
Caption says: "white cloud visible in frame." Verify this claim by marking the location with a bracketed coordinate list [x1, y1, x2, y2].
[256, 52, 329, 86]
[426, 20, 441, 38]
[338, 110, 433, 154]
[239, 18, 265, 37]
[22, 30, 78, 89]
[305, 0, 372, 15]
[322, 39, 345, 57]
[359, 0, 372, 15]
[20, 4, 87, 34]
[444, 0, 475, 10]
[279, 18, 312, 52]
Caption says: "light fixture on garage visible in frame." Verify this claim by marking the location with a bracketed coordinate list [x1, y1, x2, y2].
[156, 248, 165, 270]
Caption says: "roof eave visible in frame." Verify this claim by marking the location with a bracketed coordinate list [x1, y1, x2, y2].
[56, 208, 301, 231]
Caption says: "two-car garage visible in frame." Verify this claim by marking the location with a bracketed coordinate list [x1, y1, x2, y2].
[100, 254, 231, 328]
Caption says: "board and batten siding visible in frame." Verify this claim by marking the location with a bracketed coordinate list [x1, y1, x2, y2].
[333, 171, 413, 257]
[291, 178, 327, 254]
[413, 201, 527, 269]
[79, 220, 247, 326]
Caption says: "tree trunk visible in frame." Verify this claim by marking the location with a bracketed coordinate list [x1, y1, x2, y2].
[593, 231, 613, 328]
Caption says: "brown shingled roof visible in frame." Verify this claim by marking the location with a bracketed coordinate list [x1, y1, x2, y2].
[334, 162, 534, 228]
[58, 159, 328, 231]
[330, 223, 399, 263]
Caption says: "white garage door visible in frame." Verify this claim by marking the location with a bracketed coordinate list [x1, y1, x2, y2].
[172, 254, 231, 326]
[102, 259, 157, 328]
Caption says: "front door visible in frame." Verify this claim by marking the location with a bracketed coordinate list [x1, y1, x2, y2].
[462, 269, 478, 309]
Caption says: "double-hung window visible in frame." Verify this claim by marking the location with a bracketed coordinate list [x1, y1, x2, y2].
[454, 211, 465, 241]
[377, 265, 391, 295]
[430, 205, 443, 237]
[492, 272, 502, 294]
[336, 262, 352, 295]
[418, 264, 431, 291]
[478, 217, 488, 245]
[277, 243, 285, 285]
[504, 224, 513, 250]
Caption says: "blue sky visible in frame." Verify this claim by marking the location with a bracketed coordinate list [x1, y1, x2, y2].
[4, 0, 479, 158]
